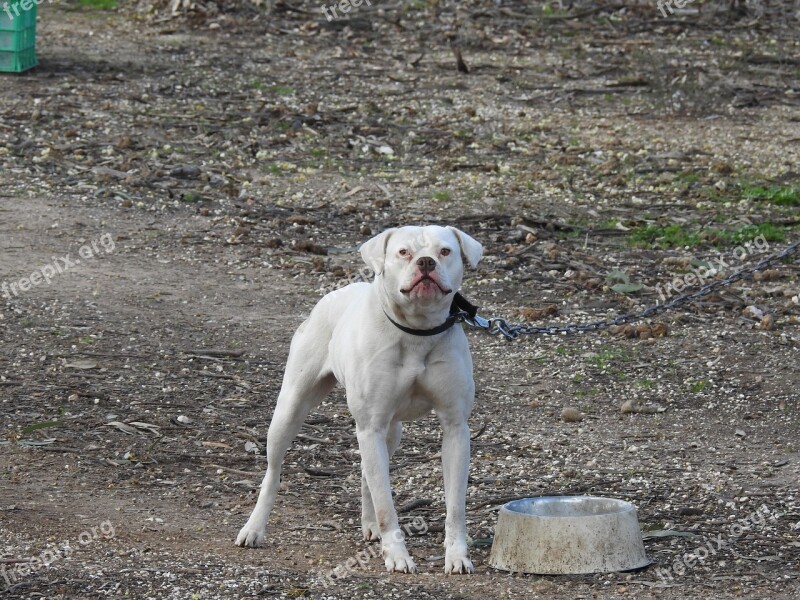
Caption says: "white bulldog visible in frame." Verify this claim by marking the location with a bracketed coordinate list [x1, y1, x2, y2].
[235, 225, 483, 574]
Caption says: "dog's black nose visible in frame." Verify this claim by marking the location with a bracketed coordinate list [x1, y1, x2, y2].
[416, 256, 436, 273]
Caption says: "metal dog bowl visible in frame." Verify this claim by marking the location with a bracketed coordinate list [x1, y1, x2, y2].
[489, 496, 650, 574]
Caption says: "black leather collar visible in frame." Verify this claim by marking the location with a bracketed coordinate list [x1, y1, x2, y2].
[383, 293, 479, 337]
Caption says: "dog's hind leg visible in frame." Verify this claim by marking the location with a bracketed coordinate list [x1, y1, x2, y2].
[236, 326, 336, 548]
[361, 421, 402, 541]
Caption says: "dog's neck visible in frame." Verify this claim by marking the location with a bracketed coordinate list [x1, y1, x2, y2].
[374, 275, 454, 331]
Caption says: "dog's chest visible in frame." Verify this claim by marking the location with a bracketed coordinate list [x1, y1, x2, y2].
[336, 336, 444, 420]
[384, 343, 443, 417]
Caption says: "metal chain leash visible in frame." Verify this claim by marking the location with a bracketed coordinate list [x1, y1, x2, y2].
[457, 239, 800, 340]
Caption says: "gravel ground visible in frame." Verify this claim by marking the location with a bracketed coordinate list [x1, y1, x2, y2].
[1, 2, 799, 598]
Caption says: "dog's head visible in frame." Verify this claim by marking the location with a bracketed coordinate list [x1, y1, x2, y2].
[360, 226, 482, 311]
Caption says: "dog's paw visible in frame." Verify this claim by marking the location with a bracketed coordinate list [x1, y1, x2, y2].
[444, 553, 474, 574]
[382, 542, 417, 573]
[362, 522, 380, 542]
[384, 553, 417, 574]
[235, 524, 265, 548]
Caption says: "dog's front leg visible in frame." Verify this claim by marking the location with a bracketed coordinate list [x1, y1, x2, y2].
[361, 422, 402, 542]
[440, 420, 474, 574]
[356, 426, 416, 573]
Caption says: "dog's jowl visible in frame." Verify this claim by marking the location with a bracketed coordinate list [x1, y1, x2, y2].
[235, 225, 482, 574]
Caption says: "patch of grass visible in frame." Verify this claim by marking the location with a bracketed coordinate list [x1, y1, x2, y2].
[630, 225, 701, 248]
[673, 171, 702, 192]
[741, 184, 800, 206]
[630, 222, 786, 249]
[690, 380, 708, 393]
[309, 148, 325, 158]
[675, 171, 701, 185]
[407, 0, 429, 10]
[268, 85, 296, 96]
[702, 223, 786, 245]
[21, 421, 63, 435]
[77, 0, 117, 8]
[432, 190, 451, 202]
[542, 2, 558, 15]
[588, 348, 632, 370]
[638, 379, 656, 389]
[731, 223, 785, 243]
[180, 192, 204, 203]
[598, 219, 620, 229]
[708, 182, 800, 206]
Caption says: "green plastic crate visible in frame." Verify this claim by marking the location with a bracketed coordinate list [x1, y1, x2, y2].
[0, 2, 37, 73]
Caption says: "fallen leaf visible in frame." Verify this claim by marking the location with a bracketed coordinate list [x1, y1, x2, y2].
[129, 421, 161, 435]
[105, 421, 139, 435]
[201, 441, 232, 449]
[611, 282, 644, 294]
[20, 421, 63, 435]
[64, 359, 98, 370]
[642, 530, 697, 539]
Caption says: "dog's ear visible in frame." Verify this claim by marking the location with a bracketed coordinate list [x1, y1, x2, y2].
[360, 228, 397, 275]
[446, 227, 483, 268]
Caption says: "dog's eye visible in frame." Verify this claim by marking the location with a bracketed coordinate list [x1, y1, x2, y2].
[440, 248, 451, 257]
[398, 249, 408, 256]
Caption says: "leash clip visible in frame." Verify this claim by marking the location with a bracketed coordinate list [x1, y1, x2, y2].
[463, 314, 490, 329]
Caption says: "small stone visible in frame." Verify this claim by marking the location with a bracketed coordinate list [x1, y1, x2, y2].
[170, 165, 202, 179]
[561, 407, 583, 423]
[678, 507, 704, 516]
[743, 305, 763, 320]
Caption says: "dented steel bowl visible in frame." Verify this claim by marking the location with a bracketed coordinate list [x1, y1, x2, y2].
[489, 496, 650, 574]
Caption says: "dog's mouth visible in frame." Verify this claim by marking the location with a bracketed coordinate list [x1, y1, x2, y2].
[401, 274, 452, 295]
